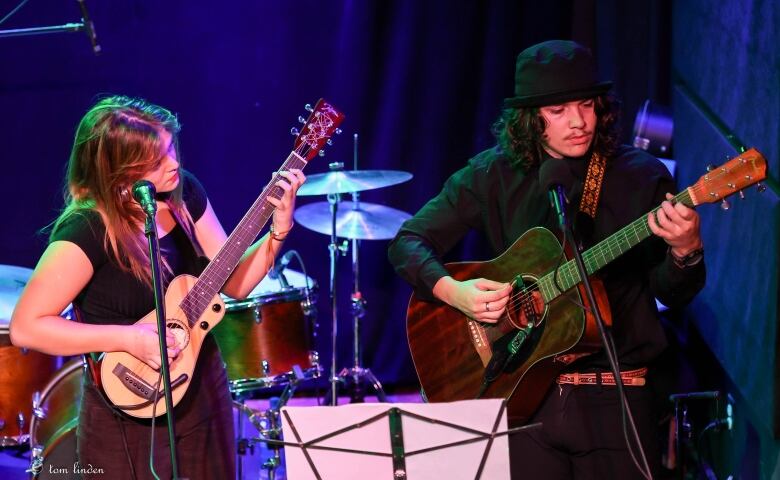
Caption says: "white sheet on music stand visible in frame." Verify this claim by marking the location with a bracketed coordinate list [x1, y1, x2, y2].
[281, 399, 510, 480]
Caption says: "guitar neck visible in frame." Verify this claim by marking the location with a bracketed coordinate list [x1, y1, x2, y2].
[537, 188, 694, 302]
[179, 152, 307, 326]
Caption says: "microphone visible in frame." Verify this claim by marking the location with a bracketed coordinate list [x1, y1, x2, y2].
[539, 159, 574, 229]
[268, 250, 296, 287]
[76, 0, 102, 55]
[132, 180, 157, 216]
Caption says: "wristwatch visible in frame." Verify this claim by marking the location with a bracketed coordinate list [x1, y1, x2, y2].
[670, 247, 704, 269]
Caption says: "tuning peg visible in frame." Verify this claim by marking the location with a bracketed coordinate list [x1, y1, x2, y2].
[326, 139, 333, 146]
[706, 164, 717, 172]
[318, 150, 325, 157]
[335, 128, 342, 135]
[756, 182, 767, 193]
[720, 199, 731, 210]
[298, 116, 306, 124]
[739, 191, 746, 200]
[304, 104, 313, 112]
[290, 127, 300, 136]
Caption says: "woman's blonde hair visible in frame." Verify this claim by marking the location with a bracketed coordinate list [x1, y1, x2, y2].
[53, 95, 195, 287]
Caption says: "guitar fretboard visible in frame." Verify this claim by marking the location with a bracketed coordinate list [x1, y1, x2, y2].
[179, 152, 307, 326]
[536, 189, 693, 302]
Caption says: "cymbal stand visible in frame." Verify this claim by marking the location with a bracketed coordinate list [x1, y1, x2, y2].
[326, 165, 348, 406]
[338, 193, 387, 402]
[335, 133, 386, 402]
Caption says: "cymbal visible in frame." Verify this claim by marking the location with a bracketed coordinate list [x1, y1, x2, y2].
[296, 170, 413, 196]
[294, 201, 412, 240]
[0, 264, 33, 325]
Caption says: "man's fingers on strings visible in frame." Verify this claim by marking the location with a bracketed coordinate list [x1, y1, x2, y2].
[647, 212, 666, 238]
[474, 278, 511, 292]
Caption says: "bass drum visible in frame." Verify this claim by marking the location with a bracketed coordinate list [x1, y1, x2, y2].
[0, 264, 60, 447]
[28, 358, 85, 479]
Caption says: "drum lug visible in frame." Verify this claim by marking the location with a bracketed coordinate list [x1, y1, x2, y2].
[253, 306, 263, 324]
[32, 389, 46, 419]
[27, 446, 44, 476]
[261, 360, 271, 377]
[308, 351, 320, 369]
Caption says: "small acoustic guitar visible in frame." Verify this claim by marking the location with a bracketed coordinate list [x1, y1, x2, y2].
[98, 100, 344, 418]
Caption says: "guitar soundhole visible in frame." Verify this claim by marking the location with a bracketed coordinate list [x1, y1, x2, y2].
[166, 320, 190, 350]
[505, 274, 545, 330]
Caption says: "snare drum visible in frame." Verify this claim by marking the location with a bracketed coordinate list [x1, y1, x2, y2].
[212, 269, 318, 387]
[0, 264, 59, 447]
[28, 358, 84, 478]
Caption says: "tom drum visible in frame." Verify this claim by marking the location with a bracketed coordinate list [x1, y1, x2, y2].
[212, 269, 318, 391]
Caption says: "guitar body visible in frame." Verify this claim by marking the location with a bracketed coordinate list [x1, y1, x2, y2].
[99, 275, 225, 418]
[407, 227, 611, 426]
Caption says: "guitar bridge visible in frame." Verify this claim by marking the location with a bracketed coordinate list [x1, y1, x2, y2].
[112, 364, 156, 400]
[112, 363, 188, 402]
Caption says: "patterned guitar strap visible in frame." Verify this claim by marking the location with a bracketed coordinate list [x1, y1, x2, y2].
[578, 151, 607, 220]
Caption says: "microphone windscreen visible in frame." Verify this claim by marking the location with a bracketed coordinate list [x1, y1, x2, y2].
[538, 158, 574, 191]
[132, 180, 156, 203]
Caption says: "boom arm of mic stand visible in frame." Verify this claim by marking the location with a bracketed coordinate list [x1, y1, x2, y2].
[0, 23, 84, 38]
[143, 214, 181, 479]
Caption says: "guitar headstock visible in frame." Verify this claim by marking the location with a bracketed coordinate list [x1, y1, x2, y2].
[689, 148, 767, 206]
[292, 99, 345, 162]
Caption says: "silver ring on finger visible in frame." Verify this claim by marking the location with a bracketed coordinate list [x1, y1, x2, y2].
[485, 302, 490, 312]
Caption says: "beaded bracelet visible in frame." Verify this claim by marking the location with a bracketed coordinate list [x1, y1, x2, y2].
[269, 221, 293, 241]
[669, 246, 704, 269]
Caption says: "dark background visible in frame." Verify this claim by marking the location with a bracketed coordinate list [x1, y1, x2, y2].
[1, 1, 777, 476]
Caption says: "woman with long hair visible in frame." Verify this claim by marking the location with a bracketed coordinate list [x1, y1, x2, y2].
[10, 95, 305, 479]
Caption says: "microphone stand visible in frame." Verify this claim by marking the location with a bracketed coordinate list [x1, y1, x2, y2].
[550, 188, 653, 480]
[141, 209, 181, 480]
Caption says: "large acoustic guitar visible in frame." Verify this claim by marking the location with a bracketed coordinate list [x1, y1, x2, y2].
[406, 149, 766, 425]
[98, 99, 344, 418]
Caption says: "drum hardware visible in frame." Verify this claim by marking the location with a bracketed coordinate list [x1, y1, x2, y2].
[228, 362, 322, 397]
[235, 375, 301, 480]
[294, 133, 413, 405]
[27, 358, 85, 478]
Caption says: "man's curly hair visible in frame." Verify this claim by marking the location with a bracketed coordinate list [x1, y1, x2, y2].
[492, 93, 622, 172]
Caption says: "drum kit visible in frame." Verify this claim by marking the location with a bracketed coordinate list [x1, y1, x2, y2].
[0, 144, 415, 479]
[218, 143, 414, 478]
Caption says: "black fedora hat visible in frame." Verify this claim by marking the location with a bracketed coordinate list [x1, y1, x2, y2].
[503, 40, 612, 108]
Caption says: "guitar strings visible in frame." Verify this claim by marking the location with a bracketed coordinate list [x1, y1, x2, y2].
[495, 187, 696, 320]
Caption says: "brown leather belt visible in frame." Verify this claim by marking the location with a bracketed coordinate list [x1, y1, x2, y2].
[556, 367, 647, 387]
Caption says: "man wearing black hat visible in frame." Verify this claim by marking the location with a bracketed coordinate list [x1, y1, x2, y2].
[388, 40, 705, 478]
